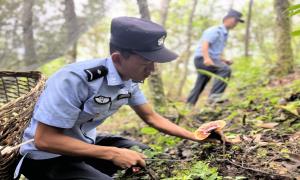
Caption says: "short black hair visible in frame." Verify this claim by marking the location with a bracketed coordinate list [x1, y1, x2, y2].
[109, 43, 133, 59]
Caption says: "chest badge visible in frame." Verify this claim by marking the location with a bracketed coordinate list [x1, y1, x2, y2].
[94, 96, 111, 105]
[117, 93, 131, 100]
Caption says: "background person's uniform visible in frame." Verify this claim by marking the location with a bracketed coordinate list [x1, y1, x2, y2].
[15, 58, 148, 180]
[187, 24, 231, 105]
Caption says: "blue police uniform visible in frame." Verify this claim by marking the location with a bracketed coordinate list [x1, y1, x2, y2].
[187, 24, 232, 105]
[15, 16, 178, 180]
[194, 25, 228, 65]
[187, 9, 244, 105]
[20, 57, 147, 159]
[14, 58, 148, 179]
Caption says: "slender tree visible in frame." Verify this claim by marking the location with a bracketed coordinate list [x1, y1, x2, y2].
[159, 0, 171, 27]
[63, 0, 78, 64]
[245, 0, 253, 57]
[22, 0, 36, 66]
[136, 0, 167, 110]
[176, 0, 198, 96]
[272, 0, 294, 76]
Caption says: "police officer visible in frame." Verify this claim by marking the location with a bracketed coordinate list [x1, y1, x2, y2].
[14, 17, 215, 180]
[187, 9, 244, 106]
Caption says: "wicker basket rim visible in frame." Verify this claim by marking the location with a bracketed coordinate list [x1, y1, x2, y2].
[0, 71, 46, 111]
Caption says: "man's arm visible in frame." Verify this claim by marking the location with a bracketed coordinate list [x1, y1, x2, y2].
[34, 122, 146, 168]
[131, 103, 199, 141]
[202, 41, 215, 66]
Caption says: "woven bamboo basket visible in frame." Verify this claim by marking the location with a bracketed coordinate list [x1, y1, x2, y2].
[0, 71, 46, 180]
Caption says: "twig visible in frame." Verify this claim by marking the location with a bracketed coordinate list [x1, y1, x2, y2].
[242, 114, 247, 126]
[144, 167, 160, 180]
[241, 144, 260, 166]
[216, 158, 292, 179]
[145, 158, 194, 162]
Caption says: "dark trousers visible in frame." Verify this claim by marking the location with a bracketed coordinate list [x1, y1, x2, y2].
[187, 57, 231, 105]
[19, 135, 149, 180]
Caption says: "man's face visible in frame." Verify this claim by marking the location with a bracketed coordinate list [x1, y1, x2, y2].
[119, 54, 155, 82]
[225, 17, 239, 29]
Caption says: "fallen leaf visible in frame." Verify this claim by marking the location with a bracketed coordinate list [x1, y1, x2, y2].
[289, 131, 300, 142]
[269, 162, 288, 175]
[256, 122, 279, 129]
[241, 135, 253, 143]
[253, 134, 262, 143]
[257, 142, 269, 146]
[181, 149, 192, 158]
[281, 101, 300, 117]
[227, 135, 242, 144]
[288, 153, 300, 163]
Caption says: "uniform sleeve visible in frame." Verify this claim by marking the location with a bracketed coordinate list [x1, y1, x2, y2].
[128, 84, 147, 106]
[33, 70, 89, 128]
[201, 28, 219, 44]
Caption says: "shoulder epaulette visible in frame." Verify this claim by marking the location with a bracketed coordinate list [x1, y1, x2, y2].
[84, 65, 108, 82]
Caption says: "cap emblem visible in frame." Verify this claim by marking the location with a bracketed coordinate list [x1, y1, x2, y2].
[158, 35, 165, 46]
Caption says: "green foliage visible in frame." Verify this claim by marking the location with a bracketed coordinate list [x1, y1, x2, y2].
[257, 148, 268, 158]
[166, 161, 221, 180]
[149, 135, 181, 152]
[288, 4, 300, 36]
[229, 57, 268, 91]
[141, 127, 159, 135]
[281, 101, 300, 116]
[38, 57, 66, 76]
[287, 4, 300, 16]
[170, 101, 191, 117]
[197, 69, 229, 84]
[291, 30, 300, 36]
[130, 145, 160, 158]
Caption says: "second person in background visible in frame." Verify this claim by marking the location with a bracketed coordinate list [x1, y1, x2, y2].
[186, 9, 244, 106]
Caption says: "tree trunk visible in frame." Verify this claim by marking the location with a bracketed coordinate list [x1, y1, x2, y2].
[272, 0, 294, 76]
[65, 43, 77, 64]
[245, 0, 253, 57]
[136, 0, 167, 110]
[64, 0, 78, 64]
[176, 0, 198, 96]
[229, 0, 235, 9]
[159, 0, 171, 27]
[22, 0, 36, 65]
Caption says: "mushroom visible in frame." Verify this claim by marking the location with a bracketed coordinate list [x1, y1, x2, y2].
[194, 120, 226, 141]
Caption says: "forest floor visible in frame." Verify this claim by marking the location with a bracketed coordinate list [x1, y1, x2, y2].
[99, 71, 300, 180]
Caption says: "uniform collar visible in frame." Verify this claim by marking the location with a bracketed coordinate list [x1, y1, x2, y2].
[106, 57, 124, 86]
[220, 24, 228, 35]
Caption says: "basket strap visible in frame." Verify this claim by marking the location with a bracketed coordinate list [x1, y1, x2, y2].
[14, 152, 29, 179]
[0, 139, 34, 155]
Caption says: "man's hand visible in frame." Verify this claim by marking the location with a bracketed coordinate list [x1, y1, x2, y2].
[207, 130, 226, 143]
[203, 57, 215, 66]
[222, 59, 233, 65]
[111, 148, 146, 169]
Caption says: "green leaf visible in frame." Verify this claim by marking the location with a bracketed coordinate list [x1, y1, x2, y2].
[291, 30, 300, 36]
[140, 127, 159, 135]
[197, 69, 229, 84]
[281, 101, 300, 116]
[287, 4, 300, 12]
[235, 176, 248, 180]
[288, 9, 300, 16]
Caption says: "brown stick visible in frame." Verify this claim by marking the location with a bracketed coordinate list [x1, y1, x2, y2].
[216, 159, 292, 179]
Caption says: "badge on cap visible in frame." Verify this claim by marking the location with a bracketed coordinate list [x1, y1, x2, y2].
[94, 95, 111, 105]
[158, 35, 165, 46]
